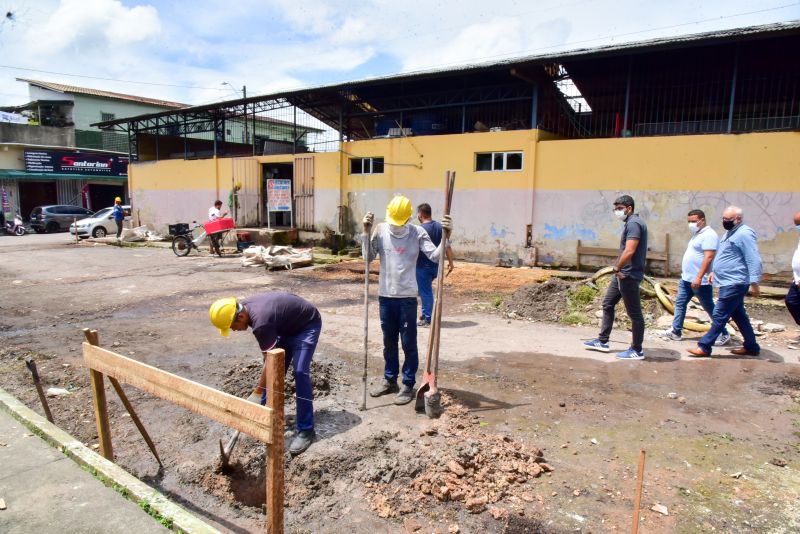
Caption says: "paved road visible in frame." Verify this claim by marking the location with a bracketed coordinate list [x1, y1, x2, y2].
[0, 408, 166, 533]
[0, 231, 75, 249]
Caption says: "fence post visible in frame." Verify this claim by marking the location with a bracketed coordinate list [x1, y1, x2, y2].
[266, 348, 285, 534]
[83, 328, 114, 461]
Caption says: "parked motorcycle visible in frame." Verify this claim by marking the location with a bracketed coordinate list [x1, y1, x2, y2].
[4, 213, 26, 236]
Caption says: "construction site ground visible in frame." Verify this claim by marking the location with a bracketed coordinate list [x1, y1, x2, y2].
[1, 234, 799, 533]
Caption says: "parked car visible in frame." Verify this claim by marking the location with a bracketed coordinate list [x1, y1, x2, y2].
[30, 205, 95, 233]
[69, 205, 132, 238]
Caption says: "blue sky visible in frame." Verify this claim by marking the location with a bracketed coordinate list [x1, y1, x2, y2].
[1, 0, 798, 106]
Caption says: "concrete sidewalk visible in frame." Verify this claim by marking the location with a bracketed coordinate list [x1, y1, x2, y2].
[0, 409, 166, 534]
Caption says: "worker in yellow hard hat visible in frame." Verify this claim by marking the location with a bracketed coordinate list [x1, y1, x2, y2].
[112, 196, 125, 239]
[209, 292, 322, 455]
[362, 195, 453, 405]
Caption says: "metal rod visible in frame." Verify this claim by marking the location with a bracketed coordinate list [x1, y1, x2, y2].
[24, 357, 54, 423]
[530, 83, 539, 129]
[108, 376, 163, 468]
[631, 449, 646, 534]
[622, 56, 632, 135]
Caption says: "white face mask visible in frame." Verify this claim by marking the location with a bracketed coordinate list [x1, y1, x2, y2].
[688, 222, 699, 233]
[614, 209, 627, 221]
[388, 224, 409, 238]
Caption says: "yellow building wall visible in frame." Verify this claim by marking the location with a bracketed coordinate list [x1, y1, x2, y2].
[535, 131, 800, 191]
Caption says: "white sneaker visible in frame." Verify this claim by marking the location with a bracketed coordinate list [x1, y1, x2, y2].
[660, 329, 682, 341]
[714, 333, 731, 346]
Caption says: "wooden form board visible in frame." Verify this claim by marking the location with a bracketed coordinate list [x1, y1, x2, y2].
[82, 343, 274, 443]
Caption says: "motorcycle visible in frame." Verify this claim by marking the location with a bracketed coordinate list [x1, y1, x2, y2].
[4, 213, 26, 236]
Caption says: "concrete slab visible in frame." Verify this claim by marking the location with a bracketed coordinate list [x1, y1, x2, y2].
[0, 409, 166, 534]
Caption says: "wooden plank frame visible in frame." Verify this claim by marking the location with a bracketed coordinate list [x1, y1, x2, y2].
[576, 233, 670, 276]
[82, 336, 285, 533]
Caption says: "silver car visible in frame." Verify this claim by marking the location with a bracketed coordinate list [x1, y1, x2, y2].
[30, 205, 94, 233]
[69, 205, 132, 238]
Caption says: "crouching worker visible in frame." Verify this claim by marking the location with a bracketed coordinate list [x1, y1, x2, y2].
[209, 292, 322, 455]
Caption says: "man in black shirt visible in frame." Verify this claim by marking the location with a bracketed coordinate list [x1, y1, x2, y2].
[209, 291, 322, 455]
[583, 195, 648, 360]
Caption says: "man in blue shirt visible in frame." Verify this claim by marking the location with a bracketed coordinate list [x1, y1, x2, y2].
[415, 203, 454, 327]
[661, 209, 730, 345]
[688, 206, 762, 358]
[112, 197, 124, 238]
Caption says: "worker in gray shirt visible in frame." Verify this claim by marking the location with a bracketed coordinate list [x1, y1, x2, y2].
[584, 195, 648, 360]
[362, 195, 452, 405]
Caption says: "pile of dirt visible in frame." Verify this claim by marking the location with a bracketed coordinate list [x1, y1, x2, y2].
[504, 278, 572, 322]
[194, 393, 554, 530]
[220, 359, 343, 400]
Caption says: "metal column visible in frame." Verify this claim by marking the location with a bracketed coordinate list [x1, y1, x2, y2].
[727, 45, 740, 133]
[622, 56, 633, 135]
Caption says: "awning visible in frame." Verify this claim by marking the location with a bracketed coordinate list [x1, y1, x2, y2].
[0, 169, 127, 182]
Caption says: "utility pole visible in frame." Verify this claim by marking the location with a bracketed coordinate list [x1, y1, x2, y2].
[242, 85, 249, 144]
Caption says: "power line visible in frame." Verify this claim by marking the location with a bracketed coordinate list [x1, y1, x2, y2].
[0, 64, 230, 91]
[399, 2, 800, 74]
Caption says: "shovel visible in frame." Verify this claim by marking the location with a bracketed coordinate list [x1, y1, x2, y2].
[360, 221, 372, 411]
[219, 430, 240, 470]
[415, 170, 455, 417]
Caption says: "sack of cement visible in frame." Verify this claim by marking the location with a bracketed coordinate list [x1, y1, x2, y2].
[241, 245, 313, 270]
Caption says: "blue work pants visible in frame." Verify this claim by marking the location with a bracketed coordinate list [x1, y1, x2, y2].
[379, 297, 419, 386]
[416, 264, 438, 323]
[671, 280, 729, 337]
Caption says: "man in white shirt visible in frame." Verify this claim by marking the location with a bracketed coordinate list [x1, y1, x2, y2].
[662, 209, 730, 345]
[786, 211, 800, 329]
[207, 200, 228, 254]
[208, 200, 227, 221]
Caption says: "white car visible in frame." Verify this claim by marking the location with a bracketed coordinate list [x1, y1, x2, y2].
[70, 205, 132, 238]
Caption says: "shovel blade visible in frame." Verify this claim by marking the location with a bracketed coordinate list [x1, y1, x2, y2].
[414, 382, 430, 412]
[424, 391, 443, 419]
[219, 439, 230, 470]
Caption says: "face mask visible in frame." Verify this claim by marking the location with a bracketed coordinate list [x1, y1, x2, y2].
[688, 222, 699, 233]
[795, 224, 800, 232]
[614, 209, 627, 220]
[722, 219, 736, 231]
[389, 224, 409, 238]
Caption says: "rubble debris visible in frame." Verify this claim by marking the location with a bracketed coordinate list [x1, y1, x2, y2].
[761, 323, 786, 333]
[45, 387, 70, 397]
[651, 503, 669, 516]
[504, 278, 572, 322]
[241, 245, 313, 270]
[770, 458, 788, 467]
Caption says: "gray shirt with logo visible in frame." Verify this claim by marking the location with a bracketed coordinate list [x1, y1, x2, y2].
[365, 223, 442, 298]
[619, 213, 648, 281]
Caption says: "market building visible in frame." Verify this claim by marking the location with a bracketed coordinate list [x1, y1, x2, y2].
[98, 22, 800, 277]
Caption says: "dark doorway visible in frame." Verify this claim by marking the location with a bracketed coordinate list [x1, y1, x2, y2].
[19, 181, 57, 219]
[263, 163, 293, 227]
[88, 184, 124, 211]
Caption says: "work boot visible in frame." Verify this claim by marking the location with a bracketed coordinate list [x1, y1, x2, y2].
[289, 429, 315, 456]
[370, 379, 399, 397]
[394, 384, 414, 405]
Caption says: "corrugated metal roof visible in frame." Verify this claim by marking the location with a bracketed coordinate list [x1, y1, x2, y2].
[96, 20, 800, 128]
[18, 78, 188, 109]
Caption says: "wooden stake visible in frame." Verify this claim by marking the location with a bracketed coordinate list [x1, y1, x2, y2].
[266, 348, 285, 534]
[107, 376, 163, 468]
[83, 329, 113, 461]
[631, 449, 646, 534]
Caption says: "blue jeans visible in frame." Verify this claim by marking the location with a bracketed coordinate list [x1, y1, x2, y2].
[261, 318, 321, 431]
[416, 264, 438, 322]
[698, 284, 759, 355]
[379, 297, 419, 386]
[786, 283, 800, 325]
[671, 280, 729, 337]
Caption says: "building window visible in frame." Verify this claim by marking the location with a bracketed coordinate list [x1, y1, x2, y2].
[100, 112, 115, 122]
[475, 151, 523, 172]
[350, 157, 384, 175]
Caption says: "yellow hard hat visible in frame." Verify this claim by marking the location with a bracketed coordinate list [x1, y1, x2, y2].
[209, 297, 238, 337]
[114, 197, 122, 202]
[385, 195, 412, 226]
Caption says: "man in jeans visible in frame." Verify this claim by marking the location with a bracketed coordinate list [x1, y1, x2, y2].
[786, 211, 800, 333]
[584, 195, 648, 360]
[688, 206, 762, 358]
[363, 196, 452, 405]
[661, 209, 730, 346]
[208, 291, 322, 455]
[415, 203, 454, 327]
[112, 197, 125, 238]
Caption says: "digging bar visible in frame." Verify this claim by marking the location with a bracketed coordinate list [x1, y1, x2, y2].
[24, 357, 54, 423]
[219, 430, 241, 470]
[361, 221, 372, 411]
[415, 170, 455, 416]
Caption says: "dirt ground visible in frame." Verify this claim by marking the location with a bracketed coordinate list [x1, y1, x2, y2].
[1, 235, 800, 533]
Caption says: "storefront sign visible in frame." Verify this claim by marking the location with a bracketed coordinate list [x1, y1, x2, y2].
[23, 150, 128, 176]
[266, 179, 292, 212]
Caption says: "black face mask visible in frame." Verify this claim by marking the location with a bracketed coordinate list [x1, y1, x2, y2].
[722, 219, 736, 231]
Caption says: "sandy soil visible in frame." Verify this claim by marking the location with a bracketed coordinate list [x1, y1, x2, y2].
[1, 235, 799, 533]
